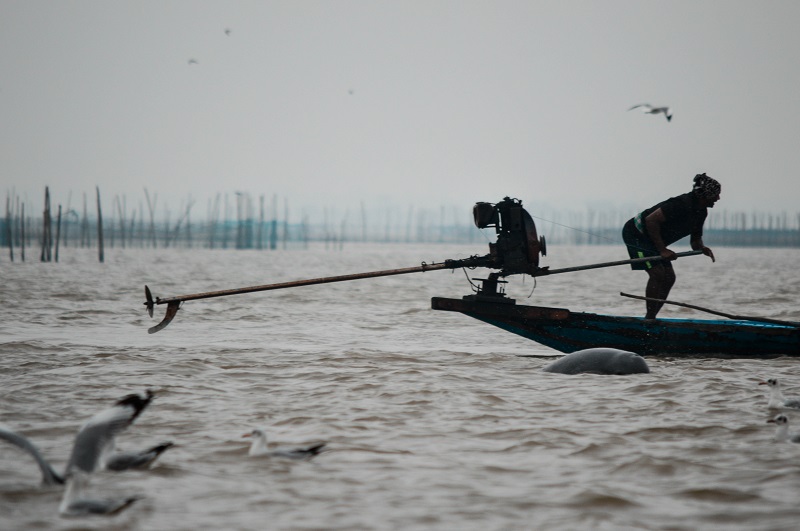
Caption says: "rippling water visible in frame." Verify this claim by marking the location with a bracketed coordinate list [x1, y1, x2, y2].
[2, 243, 799, 530]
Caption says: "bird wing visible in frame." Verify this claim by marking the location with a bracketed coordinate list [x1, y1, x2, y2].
[271, 442, 327, 459]
[0, 425, 64, 485]
[784, 398, 800, 409]
[65, 391, 154, 475]
[628, 104, 652, 111]
[60, 492, 141, 517]
[105, 442, 174, 471]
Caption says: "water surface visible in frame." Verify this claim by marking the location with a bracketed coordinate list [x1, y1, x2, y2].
[1, 243, 799, 530]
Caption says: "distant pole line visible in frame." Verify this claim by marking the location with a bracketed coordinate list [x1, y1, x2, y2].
[2, 187, 800, 261]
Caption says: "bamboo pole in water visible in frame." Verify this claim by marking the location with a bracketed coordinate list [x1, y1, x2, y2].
[257, 194, 264, 250]
[40, 186, 51, 262]
[81, 193, 90, 248]
[96, 186, 104, 263]
[64, 191, 72, 248]
[171, 199, 194, 248]
[5, 195, 13, 262]
[117, 195, 127, 249]
[270, 194, 278, 250]
[282, 197, 288, 250]
[20, 202, 25, 262]
[55, 204, 62, 262]
[144, 187, 157, 248]
[208, 193, 220, 249]
[128, 209, 136, 248]
[222, 193, 230, 249]
[162, 209, 170, 248]
[186, 198, 192, 248]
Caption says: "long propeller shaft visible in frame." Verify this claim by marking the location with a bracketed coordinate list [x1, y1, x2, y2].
[144, 250, 704, 333]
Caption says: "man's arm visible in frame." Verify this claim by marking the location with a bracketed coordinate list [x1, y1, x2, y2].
[644, 208, 677, 260]
[690, 236, 715, 262]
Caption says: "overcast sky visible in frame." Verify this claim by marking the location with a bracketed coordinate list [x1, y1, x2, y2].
[2, 1, 799, 223]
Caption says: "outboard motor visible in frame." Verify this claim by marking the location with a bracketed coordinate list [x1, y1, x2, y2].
[472, 197, 546, 277]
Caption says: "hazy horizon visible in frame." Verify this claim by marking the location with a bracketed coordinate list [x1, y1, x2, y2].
[3, 1, 800, 221]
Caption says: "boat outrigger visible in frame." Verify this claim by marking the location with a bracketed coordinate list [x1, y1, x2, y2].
[144, 197, 799, 357]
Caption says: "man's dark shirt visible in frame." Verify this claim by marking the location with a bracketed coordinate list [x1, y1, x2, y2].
[638, 192, 707, 246]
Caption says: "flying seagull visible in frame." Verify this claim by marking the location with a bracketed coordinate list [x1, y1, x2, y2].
[0, 390, 172, 485]
[60, 390, 157, 517]
[628, 103, 672, 122]
[225, 28, 232, 36]
[66, 390, 155, 475]
[188, 58, 198, 65]
[242, 428, 327, 459]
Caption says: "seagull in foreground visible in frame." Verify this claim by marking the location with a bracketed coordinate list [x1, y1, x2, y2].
[628, 103, 672, 122]
[1, 391, 161, 517]
[767, 414, 800, 443]
[759, 378, 800, 409]
[59, 390, 156, 517]
[65, 390, 155, 475]
[0, 391, 171, 485]
[242, 428, 327, 459]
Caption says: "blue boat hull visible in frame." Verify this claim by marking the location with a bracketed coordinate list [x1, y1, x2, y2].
[431, 297, 800, 357]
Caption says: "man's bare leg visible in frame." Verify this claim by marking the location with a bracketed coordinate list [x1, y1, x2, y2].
[644, 264, 676, 319]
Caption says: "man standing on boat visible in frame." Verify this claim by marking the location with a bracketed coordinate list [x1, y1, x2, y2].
[622, 173, 721, 319]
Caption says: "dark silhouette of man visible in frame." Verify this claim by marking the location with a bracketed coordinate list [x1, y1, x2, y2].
[622, 173, 721, 319]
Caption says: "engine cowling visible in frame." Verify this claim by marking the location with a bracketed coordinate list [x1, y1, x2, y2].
[472, 197, 546, 276]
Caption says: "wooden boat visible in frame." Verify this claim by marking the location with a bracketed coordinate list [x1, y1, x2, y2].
[431, 296, 800, 357]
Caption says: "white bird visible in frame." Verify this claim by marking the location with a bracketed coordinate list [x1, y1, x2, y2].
[58, 390, 156, 517]
[65, 390, 155, 475]
[0, 391, 172, 485]
[628, 103, 672, 122]
[759, 378, 800, 409]
[58, 471, 141, 517]
[242, 428, 327, 459]
[767, 414, 800, 443]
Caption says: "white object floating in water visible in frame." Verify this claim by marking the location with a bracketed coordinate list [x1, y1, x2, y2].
[242, 428, 327, 459]
[760, 378, 800, 409]
[767, 414, 800, 443]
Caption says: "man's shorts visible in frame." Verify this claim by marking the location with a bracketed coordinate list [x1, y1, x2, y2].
[622, 218, 670, 271]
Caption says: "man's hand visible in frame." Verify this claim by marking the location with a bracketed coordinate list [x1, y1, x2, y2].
[660, 248, 677, 261]
[702, 246, 715, 262]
